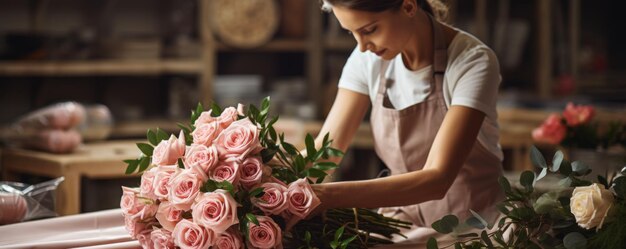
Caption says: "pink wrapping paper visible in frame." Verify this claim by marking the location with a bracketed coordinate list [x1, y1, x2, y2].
[0, 209, 139, 249]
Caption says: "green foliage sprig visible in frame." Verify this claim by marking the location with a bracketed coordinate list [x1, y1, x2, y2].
[427, 146, 626, 249]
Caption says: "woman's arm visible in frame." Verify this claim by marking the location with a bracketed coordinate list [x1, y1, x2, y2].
[313, 105, 486, 209]
[311, 88, 371, 164]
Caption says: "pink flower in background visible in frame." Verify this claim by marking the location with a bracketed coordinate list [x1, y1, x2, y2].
[151, 228, 175, 249]
[140, 167, 158, 200]
[216, 119, 261, 162]
[252, 182, 288, 215]
[563, 102, 595, 126]
[153, 165, 181, 200]
[239, 157, 264, 189]
[169, 167, 208, 211]
[287, 179, 321, 219]
[184, 144, 219, 174]
[192, 122, 221, 146]
[532, 114, 566, 145]
[173, 219, 215, 249]
[191, 190, 240, 235]
[214, 228, 244, 249]
[211, 161, 241, 185]
[155, 201, 183, 232]
[248, 216, 283, 249]
[153, 131, 186, 166]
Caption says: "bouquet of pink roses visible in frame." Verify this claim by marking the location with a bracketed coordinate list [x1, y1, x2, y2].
[120, 97, 410, 249]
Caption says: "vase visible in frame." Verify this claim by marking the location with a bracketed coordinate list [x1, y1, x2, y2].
[568, 148, 626, 181]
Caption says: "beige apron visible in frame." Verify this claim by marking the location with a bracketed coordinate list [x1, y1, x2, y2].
[372, 15, 504, 248]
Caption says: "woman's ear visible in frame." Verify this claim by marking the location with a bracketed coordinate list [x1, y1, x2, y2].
[402, 0, 418, 17]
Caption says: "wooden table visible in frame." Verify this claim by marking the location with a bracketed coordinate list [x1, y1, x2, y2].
[1, 140, 142, 216]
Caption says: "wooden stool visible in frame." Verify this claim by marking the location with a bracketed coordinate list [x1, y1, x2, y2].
[1, 140, 142, 215]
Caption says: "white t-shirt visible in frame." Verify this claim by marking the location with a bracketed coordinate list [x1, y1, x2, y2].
[338, 30, 503, 160]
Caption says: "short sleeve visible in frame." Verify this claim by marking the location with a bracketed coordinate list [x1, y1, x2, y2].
[337, 48, 369, 95]
[448, 46, 501, 118]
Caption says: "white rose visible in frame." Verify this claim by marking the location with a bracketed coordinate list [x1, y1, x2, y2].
[570, 183, 614, 230]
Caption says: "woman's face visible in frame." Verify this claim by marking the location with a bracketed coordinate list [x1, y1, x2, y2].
[332, 3, 416, 60]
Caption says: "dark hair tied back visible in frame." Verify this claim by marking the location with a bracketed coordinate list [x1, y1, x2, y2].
[321, 0, 448, 21]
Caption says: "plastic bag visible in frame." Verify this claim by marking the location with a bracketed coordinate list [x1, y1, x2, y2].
[0, 177, 64, 225]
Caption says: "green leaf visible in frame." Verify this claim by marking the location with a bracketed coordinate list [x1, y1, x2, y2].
[470, 209, 490, 229]
[269, 127, 278, 142]
[519, 171, 536, 191]
[481, 231, 493, 248]
[261, 148, 277, 164]
[530, 146, 547, 168]
[536, 167, 547, 183]
[124, 159, 139, 174]
[314, 162, 338, 171]
[294, 155, 306, 174]
[496, 203, 510, 215]
[432, 215, 458, 234]
[498, 176, 511, 192]
[261, 96, 270, 116]
[551, 150, 564, 172]
[305, 134, 316, 160]
[305, 168, 327, 178]
[322, 133, 330, 148]
[304, 231, 312, 246]
[465, 216, 485, 229]
[334, 225, 345, 241]
[340, 235, 357, 249]
[147, 129, 157, 145]
[598, 175, 609, 188]
[156, 128, 169, 142]
[177, 158, 185, 169]
[138, 156, 150, 173]
[137, 143, 154, 157]
[327, 148, 344, 157]
[563, 232, 587, 249]
[246, 213, 259, 226]
[559, 177, 573, 187]
[211, 102, 222, 116]
[426, 237, 439, 249]
[249, 187, 265, 198]
[571, 161, 588, 174]
[282, 142, 298, 156]
[201, 180, 218, 192]
[613, 176, 626, 198]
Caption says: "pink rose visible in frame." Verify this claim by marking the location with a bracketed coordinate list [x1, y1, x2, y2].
[184, 144, 219, 174]
[152, 131, 186, 166]
[124, 215, 153, 239]
[169, 167, 208, 210]
[192, 122, 221, 146]
[140, 167, 158, 200]
[252, 182, 288, 215]
[215, 119, 261, 161]
[211, 161, 240, 185]
[563, 102, 595, 126]
[240, 157, 264, 189]
[532, 114, 567, 145]
[247, 216, 283, 249]
[121, 187, 157, 219]
[172, 219, 215, 249]
[287, 179, 321, 219]
[151, 228, 175, 249]
[214, 228, 244, 249]
[191, 190, 240, 234]
[136, 228, 154, 249]
[153, 165, 181, 200]
[155, 201, 183, 232]
[194, 107, 238, 129]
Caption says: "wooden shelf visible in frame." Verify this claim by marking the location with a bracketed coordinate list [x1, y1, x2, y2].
[217, 39, 307, 52]
[0, 59, 203, 76]
[111, 118, 185, 138]
[324, 37, 357, 51]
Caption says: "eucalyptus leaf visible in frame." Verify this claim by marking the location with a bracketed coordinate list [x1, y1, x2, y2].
[551, 150, 564, 172]
[530, 146, 547, 168]
[426, 237, 438, 249]
[498, 176, 512, 192]
[536, 167, 547, 183]
[533, 192, 560, 214]
[571, 161, 589, 174]
[613, 176, 626, 198]
[465, 216, 485, 229]
[520, 171, 536, 191]
[432, 215, 458, 234]
[563, 232, 587, 249]
[481, 231, 494, 248]
[470, 209, 489, 229]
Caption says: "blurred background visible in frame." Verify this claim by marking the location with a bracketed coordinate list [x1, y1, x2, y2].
[0, 0, 624, 216]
